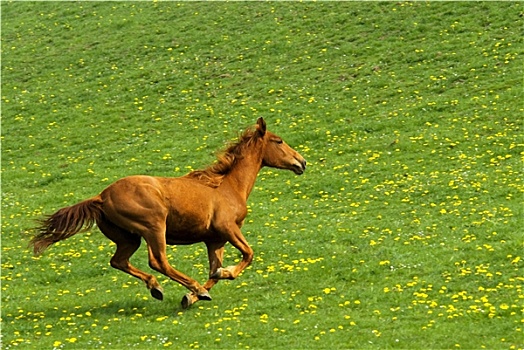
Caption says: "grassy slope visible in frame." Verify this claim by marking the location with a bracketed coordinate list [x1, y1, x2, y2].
[2, 1, 522, 349]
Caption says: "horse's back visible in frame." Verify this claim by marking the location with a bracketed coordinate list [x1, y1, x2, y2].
[99, 175, 217, 239]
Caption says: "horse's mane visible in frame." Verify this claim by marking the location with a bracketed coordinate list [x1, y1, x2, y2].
[185, 127, 259, 188]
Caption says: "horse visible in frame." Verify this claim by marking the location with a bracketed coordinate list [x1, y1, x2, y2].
[30, 117, 306, 308]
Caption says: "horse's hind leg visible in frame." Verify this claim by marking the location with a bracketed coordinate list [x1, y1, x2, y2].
[97, 219, 164, 300]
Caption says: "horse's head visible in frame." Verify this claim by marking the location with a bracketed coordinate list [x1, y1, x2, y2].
[256, 117, 307, 175]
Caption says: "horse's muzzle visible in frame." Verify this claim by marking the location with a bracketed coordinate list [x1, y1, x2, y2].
[292, 158, 307, 175]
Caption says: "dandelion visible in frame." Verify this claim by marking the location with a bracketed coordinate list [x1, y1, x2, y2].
[259, 314, 269, 323]
[499, 304, 509, 310]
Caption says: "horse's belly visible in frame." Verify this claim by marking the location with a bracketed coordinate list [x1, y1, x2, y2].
[165, 227, 219, 245]
[165, 211, 218, 245]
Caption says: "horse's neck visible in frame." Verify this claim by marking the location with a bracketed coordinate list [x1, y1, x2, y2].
[223, 148, 263, 202]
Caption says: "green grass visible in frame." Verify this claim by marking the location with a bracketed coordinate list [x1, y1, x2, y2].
[2, 1, 523, 349]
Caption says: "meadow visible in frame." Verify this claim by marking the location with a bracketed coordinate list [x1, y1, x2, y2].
[1, 1, 522, 349]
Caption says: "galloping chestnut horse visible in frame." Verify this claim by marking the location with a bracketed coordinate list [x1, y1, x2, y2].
[31, 117, 306, 308]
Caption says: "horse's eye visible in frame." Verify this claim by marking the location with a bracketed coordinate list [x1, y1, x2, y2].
[275, 139, 283, 144]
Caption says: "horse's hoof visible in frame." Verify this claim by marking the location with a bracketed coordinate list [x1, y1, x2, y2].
[198, 291, 212, 301]
[181, 293, 196, 309]
[151, 286, 164, 301]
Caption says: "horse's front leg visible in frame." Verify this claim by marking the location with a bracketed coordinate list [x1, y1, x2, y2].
[204, 242, 226, 286]
[144, 235, 211, 305]
[209, 226, 253, 280]
[181, 242, 225, 308]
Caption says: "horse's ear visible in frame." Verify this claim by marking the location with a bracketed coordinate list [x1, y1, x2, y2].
[256, 117, 266, 137]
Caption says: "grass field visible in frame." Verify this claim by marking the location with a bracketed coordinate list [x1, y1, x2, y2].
[1, 1, 523, 349]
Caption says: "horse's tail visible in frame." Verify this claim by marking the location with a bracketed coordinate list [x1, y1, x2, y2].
[30, 196, 104, 256]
